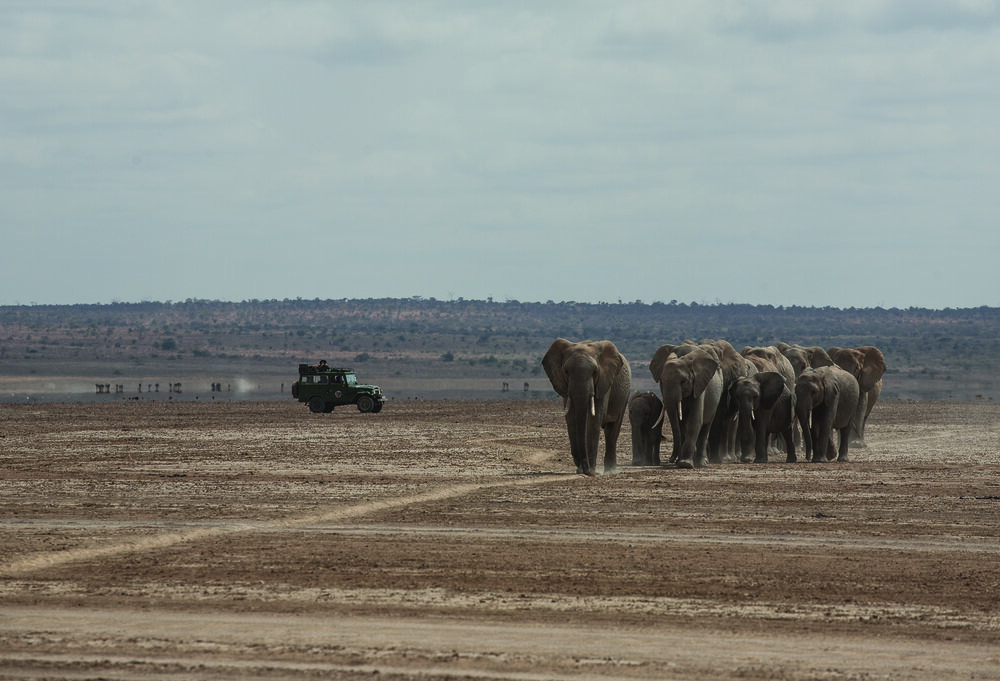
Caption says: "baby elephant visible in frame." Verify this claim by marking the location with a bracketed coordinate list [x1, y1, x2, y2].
[628, 391, 663, 466]
[794, 366, 861, 462]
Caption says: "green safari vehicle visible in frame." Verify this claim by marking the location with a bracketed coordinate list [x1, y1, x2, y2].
[291, 363, 386, 414]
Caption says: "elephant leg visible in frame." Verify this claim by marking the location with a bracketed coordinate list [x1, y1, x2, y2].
[779, 425, 797, 463]
[752, 414, 770, 464]
[836, 426, 853, 462]
[707, 413, 726, 464]
[670, 407, 696, 469]
[676, 420, 700, 469]
[630, 418, 643, 466]
[602, 414, 624, 473]
[585, 423, 601, 475]
[693, 421, 714, 468]
[813, 406, 836, 462]
[849, 392, 869, 448]
[631, 423, 651, 466]
[810, 424, 827, 462]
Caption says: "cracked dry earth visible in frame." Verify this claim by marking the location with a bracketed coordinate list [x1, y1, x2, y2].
[1, 398, 1000, 680]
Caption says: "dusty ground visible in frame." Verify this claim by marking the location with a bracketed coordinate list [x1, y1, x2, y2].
[1, 397, 1000, 680]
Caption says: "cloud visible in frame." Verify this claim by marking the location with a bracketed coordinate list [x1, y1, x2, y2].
[1, 2, 998, 308]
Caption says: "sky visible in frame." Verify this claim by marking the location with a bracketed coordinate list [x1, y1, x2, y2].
[2, 1, 999, 309]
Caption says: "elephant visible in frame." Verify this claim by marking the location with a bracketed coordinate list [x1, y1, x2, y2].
[628, 391, 663, 466]
[794, 365, 861, 463]
[730, 372, 796, 463]
[699, 339, 759, 463]
[649, 343, 723, 469]
[828, 345, 886, 448]
[542, 338, 632, 475]
[777, 343, 834, 378]
[776, 342, 835, 450]
[737, 346, 797, 462]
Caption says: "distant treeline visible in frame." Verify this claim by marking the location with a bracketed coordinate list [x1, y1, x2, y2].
[2, 298, 998, 376]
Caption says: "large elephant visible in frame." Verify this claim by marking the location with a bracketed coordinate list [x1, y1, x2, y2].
[649, 343, 723, 469]
[542, 338, 632, 475]
[736, 346, 797, 463]
[628, 391, 663, 466]
[795, 365, 860, 463]
[701, 339, 759, 463]
[828, 345, 886, 448]
[776, 342, 834, 450]
[731, 372, 796, 463]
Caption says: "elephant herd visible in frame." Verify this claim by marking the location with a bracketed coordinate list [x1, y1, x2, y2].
[543, 337, 886, 476]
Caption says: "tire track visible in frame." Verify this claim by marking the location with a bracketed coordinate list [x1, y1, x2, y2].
[0, 474, 568, 577]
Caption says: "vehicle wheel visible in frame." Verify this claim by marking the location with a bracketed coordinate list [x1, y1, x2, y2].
[308, 396, 326, 413]
[357, 395, 375, 413]
[372, 402, 383, 413]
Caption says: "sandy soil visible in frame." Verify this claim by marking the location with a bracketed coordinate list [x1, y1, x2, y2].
[2, 397, 1000, 680]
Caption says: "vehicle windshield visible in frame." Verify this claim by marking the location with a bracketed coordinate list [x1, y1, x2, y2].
[345, 373, 358, 385]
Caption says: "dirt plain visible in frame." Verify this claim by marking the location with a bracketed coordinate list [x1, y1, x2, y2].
[1, 397, 1000, 680]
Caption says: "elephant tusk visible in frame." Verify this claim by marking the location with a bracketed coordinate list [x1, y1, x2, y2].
[590, 395, 596, 417]
[652, 407, 665, 430]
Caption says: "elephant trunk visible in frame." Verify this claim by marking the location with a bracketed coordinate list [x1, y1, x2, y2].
[737, 398, 756, 462]
[664, 402, 683, 465]
[795, 401, 813, 461]
[566, 390, 595, 475]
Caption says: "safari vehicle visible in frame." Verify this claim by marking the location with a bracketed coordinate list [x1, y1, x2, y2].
[291, 363, 386, 414]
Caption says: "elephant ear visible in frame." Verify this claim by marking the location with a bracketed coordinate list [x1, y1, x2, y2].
[857, 346, 886, 392]
[691, 351, 720, 398]
[649, 344, 677, 382]
[542, 338, 573, 397]
[595, 341, 624, 397]
[755, 372, 786, 410]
